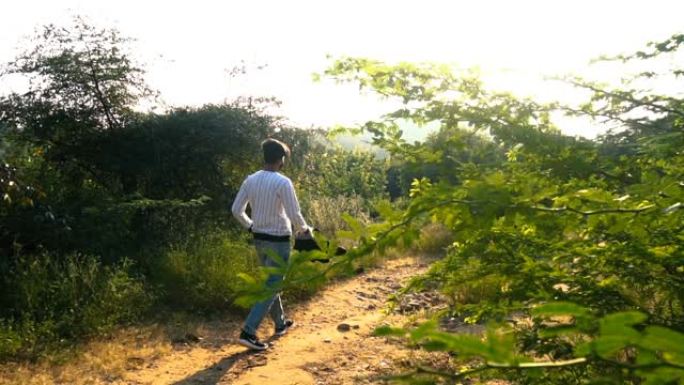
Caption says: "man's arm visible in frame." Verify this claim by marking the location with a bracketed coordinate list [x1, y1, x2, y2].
[231, 179, 253, 230]
[280, 178, 311, 234]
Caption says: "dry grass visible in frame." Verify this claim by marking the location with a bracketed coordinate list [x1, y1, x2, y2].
[305, 195, 371, 236]
[0, 326, 172, 385]
[414, 222, 454, 256]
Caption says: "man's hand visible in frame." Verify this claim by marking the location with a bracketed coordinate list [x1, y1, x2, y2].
[296, 226, 314, 240]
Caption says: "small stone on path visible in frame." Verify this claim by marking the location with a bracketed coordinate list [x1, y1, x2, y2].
[337, 323, 351, 332]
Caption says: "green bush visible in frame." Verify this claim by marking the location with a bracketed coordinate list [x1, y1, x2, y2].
[0, 320, 22, 358]
[151, 232, 259, 311]
[0, 253, 150, 359]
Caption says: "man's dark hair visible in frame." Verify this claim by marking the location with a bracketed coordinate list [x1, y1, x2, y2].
[262, 138, 291, 164]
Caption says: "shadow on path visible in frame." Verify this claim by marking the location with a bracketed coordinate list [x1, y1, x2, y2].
[171, 348, 260, 385]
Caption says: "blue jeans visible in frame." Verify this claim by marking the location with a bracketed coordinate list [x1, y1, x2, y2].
[242, 239, 289, 335]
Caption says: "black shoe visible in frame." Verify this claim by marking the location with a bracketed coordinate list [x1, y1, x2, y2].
[275, 319, 295, 336]
[238, 330, 268, 350]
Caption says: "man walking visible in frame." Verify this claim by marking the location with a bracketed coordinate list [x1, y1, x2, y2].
[231, 138, 312, 350]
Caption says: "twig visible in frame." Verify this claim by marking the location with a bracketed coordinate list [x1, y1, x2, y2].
[487, 357, 588, 368]
[523, 204, 655, 216]
[376, 364, 489, 382]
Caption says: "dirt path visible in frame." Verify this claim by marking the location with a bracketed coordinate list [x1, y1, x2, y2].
[117, 256, 439, 385]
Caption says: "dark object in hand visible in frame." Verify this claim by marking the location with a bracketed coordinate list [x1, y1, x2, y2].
[293, 236, 346, 263]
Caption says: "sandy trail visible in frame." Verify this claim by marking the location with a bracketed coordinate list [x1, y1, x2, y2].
[122, 256, 432, 385]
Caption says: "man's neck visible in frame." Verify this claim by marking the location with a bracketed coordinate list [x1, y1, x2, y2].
[263, 163, 280, 172]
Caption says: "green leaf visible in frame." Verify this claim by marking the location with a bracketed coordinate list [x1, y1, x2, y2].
[636, 349, 660, 366]
[575, 341, 593, 357]
[600, 311, 648, 326]
[264, 248, 287, 267]
[409, 320, 438, 340]
[640, 367, 684, 385]
[532, 302, 590, 318]
[445, 334, 494, 358]
[539, 325, 579, 338]
[421, 339, 450, 351]
[594, 335, 631, 358]
[236, 272, 257, 285]
[373, 325, 407, 337]
[599, 311, 646, 342]
[233, 292, 270, 308]
[374, 199, 396, 219]
[342, 213, 364, 237]
[640, 326, 684, 358]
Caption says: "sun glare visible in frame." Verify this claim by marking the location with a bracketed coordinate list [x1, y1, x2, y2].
[1, 0, 683, 138]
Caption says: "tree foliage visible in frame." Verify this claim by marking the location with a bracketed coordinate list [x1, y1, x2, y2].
[306, 35, 684, 384]
[0, 18, 283, 260]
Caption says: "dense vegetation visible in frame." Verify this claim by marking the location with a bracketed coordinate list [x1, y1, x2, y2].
[304, 37, 683, 384]
[0, 18, 387, 359]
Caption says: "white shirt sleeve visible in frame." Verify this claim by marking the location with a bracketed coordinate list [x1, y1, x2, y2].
[279, 178, 310, 233]
[231, 178, 253, 230]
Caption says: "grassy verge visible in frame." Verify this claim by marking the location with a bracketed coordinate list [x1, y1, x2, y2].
[0, 253, 152, 361]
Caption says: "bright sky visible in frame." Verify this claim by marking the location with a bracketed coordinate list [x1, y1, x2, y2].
[1, 0, 683, 139]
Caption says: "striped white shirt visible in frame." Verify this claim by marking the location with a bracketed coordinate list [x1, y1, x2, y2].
[231, 170, 310, 236]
